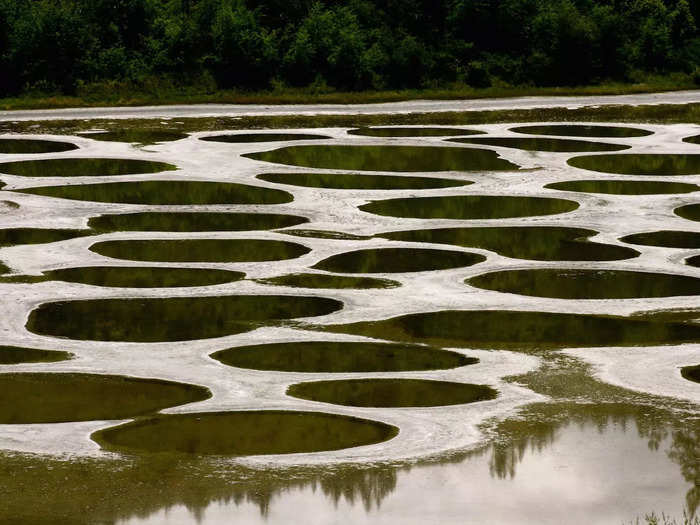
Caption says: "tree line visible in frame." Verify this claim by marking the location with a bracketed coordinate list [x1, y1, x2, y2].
[0, 0, 697, 97]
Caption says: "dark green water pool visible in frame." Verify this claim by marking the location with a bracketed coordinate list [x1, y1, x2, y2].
[448, 137, 629, 152]
[89, 212, 308, 232]
[510, 125, 653, 137]
[211, 341, 474, 372]
[280, 230, 372, 241]
[28, 295, 343, 342]
[200, 133, 331, 143]
[0, 158, 177, 177]
[468, 268, 700, 299]
[680, 364, 700, 383]
[323, 309, 700, 350]
[313, 247, 485, 273]
[255, 273, 399, 289]
[568, 154, 700, 175]
[18, 180, 293, 205]
[92, 410, 398, 455]
[347, 127, 484, 137]
[46, 266, 245, 288]
[244, 145, 520, 172]
[620, 230, 700, 249]
[287, 378, 498, 407]
[674, 203, 700, 222]
[0, 346, 72, 364]
[90, 239, 310, 263]
[79, 130, 188, 145]
[0, 373, 210, 423]
[682, 135, 700, 145]
[0, 138, 78, 154]
[361, 195, 578, 220]
[0, 228, 91, 247]
[378, 226, 638, 261]
[257, 172, 470, 190]
[546, 180, 699, 195]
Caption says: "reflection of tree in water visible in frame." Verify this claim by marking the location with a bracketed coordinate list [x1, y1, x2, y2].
[485, 403, 698, 517]
[0, 402, 694, 523]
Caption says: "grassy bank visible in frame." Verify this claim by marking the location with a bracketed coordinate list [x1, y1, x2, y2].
[0, 74, 695, 111]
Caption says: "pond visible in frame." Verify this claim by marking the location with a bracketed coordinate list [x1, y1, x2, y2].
[568, 154, 700, 175]
[45, 266, 245, 288]
[211, 341, 475, 372]
[79, 130, 188, 145]
[546, 179, 699, 195]
[448, 136, 629, 152]
[18, 180, 293, 205]
[27, 295, 343, 342]
[313, 247, 485, 273]
[89, 212, 308, 232]
[361, 195, 578, 220]
[244, 145, 520, 172]
[93, 410, 398, 455]
[200, 133, 331, 143]
[378, 226, 637, 261]
[467, 268, 700, 299]
[347, 127, 484, 137]
[255, 272, 399, 289]
[0, 158, 177, 177]
[0, 138, 78, 154]
[257, 172, 470, 190]
[510, 124, 653, 137]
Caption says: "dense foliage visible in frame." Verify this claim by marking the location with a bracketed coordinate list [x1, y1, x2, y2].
[0, 0, 698, 96]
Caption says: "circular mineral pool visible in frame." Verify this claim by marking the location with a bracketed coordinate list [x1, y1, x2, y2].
[88, 212, 308, 232]
[0, 372, 210, 423]
[92, 410, 398, 455]
[568, 154, 700, 176]
[546, 180, 700, 195]
[45, 266, 245, 288]
[448, 137, 629, 152]
[257, 172, 470, 190]
[90, 238, 310, 263]
[347, 127, 484, 137]
[360, 195, 578, 220]
[510, 125, 652, 138]
[0, 158, 177, 177]
[244, 145, 520, 172]
[0, 138, 78, 154]
[0, 346, 72, 365]
[313, 247, 485, 273]
[18, 180, 293, 205]
[27, 295, 343, 342]
[467, 268, 700, 299]
[211, 341, 475, 372]
[200, 133, 331, 143]
[621, 230, 700, 249]
[287, 378, 498, 407]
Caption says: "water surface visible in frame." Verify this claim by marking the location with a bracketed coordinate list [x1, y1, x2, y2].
[449, 136, 629, 152]
[675, 203, 700, 222]
[93, 410, 397, 455]
[0, 158, 177, 177]
[546, 179, 699, 195]
[0, 346, 72, 364]
[90, 239, 310, 263]
[313, 247, 485, 273]
[0, 138, 78, 154]
[0, 227, 91, 247]
[510, 124, 653, 137]
[257, 172, 470, 190]
[28, 295, 343, 342]
[468, 268, 700, 299]
[210, 341, 474, 372]
[681, 365, 700, 383]
[79, 130, 188, 145]
[46, 266, 244, 288]
[568, 154, 700, 175]
[19, 180, 293, 205]
[0, 373, 210, 423]
[89, 212, 307, 232]
[682, 135, 700, 145]
[379, 226, 637, 261]
[361, 195, 578, 220]
[287, 378, 497, 407]
[244, 145, 520, 172]
[200, 133, 330, 143]
[255, 272, 399, 289]
[347, 127, 484, 137]
[323, 309, 700, 350]
[621, 230, 700, 249]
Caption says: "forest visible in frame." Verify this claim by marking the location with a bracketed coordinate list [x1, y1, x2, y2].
[0, 0, 698, 98]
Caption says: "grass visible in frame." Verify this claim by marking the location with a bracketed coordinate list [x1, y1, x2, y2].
[629, 510, 700, 525]
[0, 74, 695, 111]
